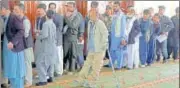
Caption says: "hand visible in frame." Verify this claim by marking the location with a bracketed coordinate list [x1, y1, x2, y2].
[121, 40, 127, 46]
[7, 42, 14, 49]
[79, 37, 83, 42]
[36, 30, 40, 37]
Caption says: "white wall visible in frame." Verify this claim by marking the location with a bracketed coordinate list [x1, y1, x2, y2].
[134, 1, 179, 17]
[88, 1, 108, 14]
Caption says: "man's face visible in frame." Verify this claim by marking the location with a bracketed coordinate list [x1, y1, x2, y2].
[153, 16, 160, 23]
[113, 4, 119, 12]
[143, 14, 150, 20]
[36, 8, 45, 16]
[1, 7, 7, 16]
[89, 9, 97, 21]
[158, 8, 165, 15]
[67, 4, 74, 12]
[13, 6, 21, 16]
[49, 4, 56, 12]
[106, 9, 112, 15]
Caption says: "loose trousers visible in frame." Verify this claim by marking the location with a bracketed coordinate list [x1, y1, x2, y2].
[36, 57, 54, 82]
[167, 45, 179, 60]
[24, 48, 34, 85]
[77, 44, 84, 67]
[147, 37, 156, 65]
[9, 78, 24, 88]
[54, 45, 64, 75]
[78, 51, 105, 83]
[127, 42, 140, 69]
[63, 41, 78, 72]
[139, 36, 148, 65]
[109, 49, 126, 69]
[156, 40, 168, 61]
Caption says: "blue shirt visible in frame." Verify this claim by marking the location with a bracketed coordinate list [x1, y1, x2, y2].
[88, 22, 95, 52]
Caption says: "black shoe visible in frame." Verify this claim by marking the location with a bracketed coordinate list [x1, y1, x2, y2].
[1, 84, 8, 88]
[104, 65, 110, 67]
[36, 82, 47, 86]
[47, 77, 53, 83]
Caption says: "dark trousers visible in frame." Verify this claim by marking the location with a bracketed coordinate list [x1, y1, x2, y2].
[77, 44, 84, 68]
[63, 41, 78, 72]
[156, 40, 168, 61]
[167, 45, 179, 60]
[147, 37, 156, 65]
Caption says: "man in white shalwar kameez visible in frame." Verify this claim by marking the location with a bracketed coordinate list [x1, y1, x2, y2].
[126, 6, 141, 69]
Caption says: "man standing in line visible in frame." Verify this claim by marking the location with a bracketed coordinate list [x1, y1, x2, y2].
[0, 11, 8, 88]
[167, 7, 179, 61]
[34, 3, 47, 64]
[0, 13, 6, 88]
[35, 10, 57, 86]
[63, 2, 82, 74]
[105, 2, 127, 70]
[126, 6, 141, 69]
[147, 13, 161, 66]
[156, 6, 174, 63]
[2, 4, 25, 88]
[13, 3, 34, 87]
[139, 9, 152, 67]
[101, 5, 112, 60]
[48, 2, 64, 77]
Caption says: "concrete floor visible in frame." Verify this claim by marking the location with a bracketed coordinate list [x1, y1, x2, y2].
[30, 60, 179, 88]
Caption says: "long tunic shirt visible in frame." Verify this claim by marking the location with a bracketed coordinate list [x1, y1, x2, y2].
[35, 19, 57, 66]
[168, 15, 179, 47]
[110, 12, 127, 51]
[53, 13, 64, 46]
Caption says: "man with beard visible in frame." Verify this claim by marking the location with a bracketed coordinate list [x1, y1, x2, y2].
[156, 6, 174, 63]
[105, 1, 127, 70]
[126, 6, 141, 69]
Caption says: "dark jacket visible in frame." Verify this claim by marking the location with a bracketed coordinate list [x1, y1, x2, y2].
[53, 13, 64, 46]
[159, 15, 174, 33]
[64, 11, 82, 42]
[6, 13, 25, 52]
[128, 19, 141, 44]
[168, 16, 179, 47]
[36, 16, 46, 30]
